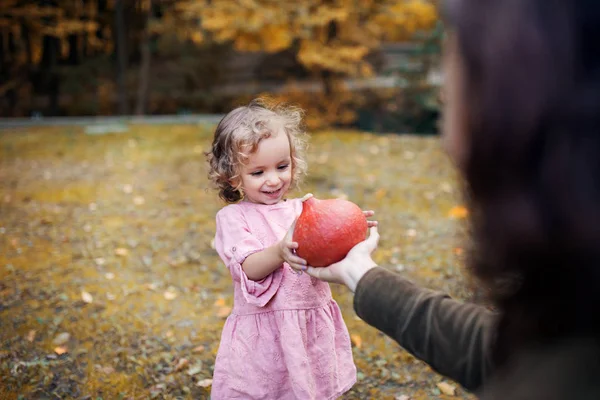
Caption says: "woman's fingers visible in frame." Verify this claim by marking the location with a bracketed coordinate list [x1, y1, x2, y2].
[365, 226, 380, 253]
[305, 266, 332, 281]
[301, 193, 314, 202]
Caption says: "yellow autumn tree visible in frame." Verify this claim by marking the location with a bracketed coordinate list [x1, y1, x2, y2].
[173, 0, 438, 127]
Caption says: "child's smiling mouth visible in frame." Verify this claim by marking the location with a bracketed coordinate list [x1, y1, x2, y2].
[262, 188, 282, 198]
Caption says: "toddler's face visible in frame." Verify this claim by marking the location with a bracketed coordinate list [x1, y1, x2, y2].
[239, 131, 292, 205]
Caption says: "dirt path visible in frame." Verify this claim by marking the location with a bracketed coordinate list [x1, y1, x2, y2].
[0, 125, 474, 399]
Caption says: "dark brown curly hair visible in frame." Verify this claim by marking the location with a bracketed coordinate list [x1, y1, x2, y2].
[445, 0, 600, 366]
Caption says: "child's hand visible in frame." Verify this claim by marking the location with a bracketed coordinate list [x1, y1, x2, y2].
[279, 219, 308, 272]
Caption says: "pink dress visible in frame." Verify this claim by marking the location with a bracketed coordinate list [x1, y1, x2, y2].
[211, 199, 356, 399]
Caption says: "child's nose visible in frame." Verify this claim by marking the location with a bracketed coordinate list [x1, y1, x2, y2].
[266, 172, 279, 185]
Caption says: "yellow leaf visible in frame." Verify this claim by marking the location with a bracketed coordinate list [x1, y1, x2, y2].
[81, 291, 93, 304]
[197, 378, 213, 388]
[174, 358, 190, 372]
[350, 334, 362, 349]
[115, 247, 129, 256]
[26, 330, 36, 342]
[448, 206, 468, 219]
[375, 189, 387, 200]
[437, 381, 456, 396]
[164, 290, 177, 300]
[260, 25, 292, 53]
[192, 345, 205, 353]
[191, 31, 203, 44]
[214, 297, 226, 307]
[54, 346, 68, 355]
[217, 306, 232, 318]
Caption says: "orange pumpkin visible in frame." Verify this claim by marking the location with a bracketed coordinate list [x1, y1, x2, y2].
[293, 196, 368, 267]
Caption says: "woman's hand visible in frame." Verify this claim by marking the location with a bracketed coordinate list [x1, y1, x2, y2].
[363, 210, 377, 228]
[305, 226, 380, 292]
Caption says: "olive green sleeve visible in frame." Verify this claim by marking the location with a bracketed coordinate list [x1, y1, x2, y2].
[353, 267, 497, 391]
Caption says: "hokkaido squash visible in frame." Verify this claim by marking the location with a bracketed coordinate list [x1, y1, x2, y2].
[293, 196, 367, 267]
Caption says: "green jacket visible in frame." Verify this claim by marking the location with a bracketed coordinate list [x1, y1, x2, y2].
[354, 267, 600, 399]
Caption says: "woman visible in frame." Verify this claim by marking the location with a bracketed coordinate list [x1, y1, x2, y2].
[301, 0, 600, 398]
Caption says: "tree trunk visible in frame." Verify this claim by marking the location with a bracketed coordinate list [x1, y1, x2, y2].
[321, 18, 337, 98]
[135, 0, 152, 116]
[115, 0, 128, 115]
[47, 36, 60, 115]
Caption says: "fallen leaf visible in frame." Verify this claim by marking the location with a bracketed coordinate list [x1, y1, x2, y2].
[440, 182, 453, 193]
[396, 396, 410, 400]
[406, 229, 417, 237]
[26, 330, 36, 342]
[106, 292, 116, 301]
[214, 298, 226, 307]
[351, 334, 362, 349]
[105, 272, 115, 280]
[197, 378, 213, 388]
[216, 306, 231, 318]
[115, 248, 128, 256]
[89, 203, 97, 211]
[165, 330, 174, 338]
[81, 291, 93, 304]
[95, 257, 105, 266]
[192, 345, 205, 353]
[448, 206, 468, 219]
[454, 247, 464, 256]
[174, 358, 189, 372]
[54, 346, 68, 355]
[101, 365, 115, 374]
[133, 196, 145, 205]
[164, 290, 177, 300]
[52, 332, 70, 345]
[375, 189, 387, 200]
[122, 184, 133, 194]
[437, 381, 456, 396]
[187, 364, 203, 376]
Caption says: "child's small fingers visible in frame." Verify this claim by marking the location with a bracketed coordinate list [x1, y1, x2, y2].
[289, 255, 307, 266]
[288, 241, 299, 249]
[367, 220, 378, 227]
[289, 262, 307, 272]
[363, 210, 375, 217]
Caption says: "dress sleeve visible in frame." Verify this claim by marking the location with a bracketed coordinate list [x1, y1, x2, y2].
[214, 205, 283, 307]
[354, 267, 497, 392]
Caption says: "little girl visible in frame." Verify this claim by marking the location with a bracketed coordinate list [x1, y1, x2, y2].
[207, 99, 357, 399]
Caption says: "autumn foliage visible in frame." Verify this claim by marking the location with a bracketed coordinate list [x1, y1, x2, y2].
[1, 0, 438, 123]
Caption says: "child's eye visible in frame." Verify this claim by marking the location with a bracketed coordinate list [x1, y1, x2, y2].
[277, 164, 289, 170]
[250, 171, 263, 176]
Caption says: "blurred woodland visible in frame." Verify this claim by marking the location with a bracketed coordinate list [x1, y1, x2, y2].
[0, 0, 442, 132]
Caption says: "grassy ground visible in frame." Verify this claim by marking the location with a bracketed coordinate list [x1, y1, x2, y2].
[0, 124, 475, 399]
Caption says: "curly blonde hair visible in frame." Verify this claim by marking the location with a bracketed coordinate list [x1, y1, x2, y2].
[206, 99, 309, 203]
